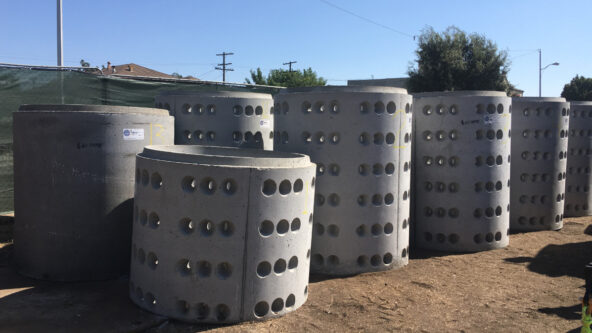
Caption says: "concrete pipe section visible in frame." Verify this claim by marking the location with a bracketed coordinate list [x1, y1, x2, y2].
[155, 91, 274, 150]
[510, 97, 570, 230]
[273, 86, 412, 275]
[565, 101, 592, 216]
[414, 91, 511, 252]
[13, 104, 174, 281]
[129, 145, 315, 323]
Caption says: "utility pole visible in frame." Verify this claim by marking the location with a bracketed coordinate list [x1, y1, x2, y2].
[215, 52, 234, 82]
[57, 0, 63, 66]
[538, 49, 560, 97]
[538, 49, 541, 97]
[283, 61, 297, 72]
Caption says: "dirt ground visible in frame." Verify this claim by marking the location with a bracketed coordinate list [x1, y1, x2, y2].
[1, 217, 591, 332]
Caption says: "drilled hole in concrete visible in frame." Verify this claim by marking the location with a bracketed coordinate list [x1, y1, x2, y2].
[216, 262, 232, 280]
[293, 179, 303, 192]
[386, 101, 396, 114]
[356, 224, 366, 236]
[146, 292, 157, 306]
[314, 223, 325, 235]
[200, 178, 216, 195]
[328, 193, 340, 206]
[233, 105, 243, 115]
[197, 261, 212, 277]
[383, 223, 393, 234]
[262, 179, 276, 196]
[222, 179, 237, 195]
[385, 163, 395, 175]
[288, 256, 298, 269]
[372, 194, 382, 206]
[302, 101, 312, 114]
[371, 224, 382, 236]
[254, 301, 269, 317]
[148, 212, 160, 229]
[257, 261, 271, 277]
[177, 259, 191, 276]
[328, 255, 339, 266]
[383, 252, 393, 264]
[274, 259, 287, 274]
[385, 132, 395, 144]
[180, 218, 194, 234]
[279, 180, 291, 195]
[327, 224, 339, 237]
[277, 219, 289, 234]
[200, 220, 215, 236]
[216, 304, 230, 321]
[271, 298, 284, 313]
[291, 218, 301, 231]
[220, 220, 234, 237]
[196, 303, 210, 319]
[357, 255, 368, 266]
[370, 255, 381, 266]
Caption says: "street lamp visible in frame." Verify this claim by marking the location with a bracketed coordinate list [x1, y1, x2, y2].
[538, 49, 559, 97]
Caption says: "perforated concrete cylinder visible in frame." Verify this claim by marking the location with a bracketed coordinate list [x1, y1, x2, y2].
[565, 101, 592, 216]
[13, 104, 174, 281]
[273, 86, 413, 275]
[130, 146, 315, 323]
[414, 91, 511, 252]
[510, 97, 570, 230]
[155, 91, 274, 150]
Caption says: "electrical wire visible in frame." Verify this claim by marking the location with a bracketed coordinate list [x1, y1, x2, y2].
[318, 0, 415, 39]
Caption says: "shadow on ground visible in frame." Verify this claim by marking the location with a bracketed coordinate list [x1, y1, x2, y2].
[538, 303, 581, 320]
[505, 241, 592, 279]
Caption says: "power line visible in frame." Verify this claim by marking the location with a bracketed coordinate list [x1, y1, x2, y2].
[318, 0, 415, 39]
[283, 61, 297, 72]
[215, 52, 234, 82]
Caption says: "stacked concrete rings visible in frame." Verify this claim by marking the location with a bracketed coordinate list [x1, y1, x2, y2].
[273, 86, 413, 275]
[130, 145, 315, 323]
[510, 97, 570, 230]
[156, 91, 274, 150]
[13, 104, 174, 281]
[414, 91, 511, 252]
[565, 101, 592, 216]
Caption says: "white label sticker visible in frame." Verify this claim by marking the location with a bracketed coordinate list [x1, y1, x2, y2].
[123, 128, 144, 140]
[259, 119, 271, 128]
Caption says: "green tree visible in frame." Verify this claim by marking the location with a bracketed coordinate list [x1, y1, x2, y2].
[171, 72, 183, 78]
[79, 59, 90, 67]
[561, 75, 592, 101]
[245, 67, 327, 87]
[407, 26, 512, 93]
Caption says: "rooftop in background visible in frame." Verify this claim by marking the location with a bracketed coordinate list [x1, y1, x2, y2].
[348, 77, 409, 89]
[100, 62, 199, 80]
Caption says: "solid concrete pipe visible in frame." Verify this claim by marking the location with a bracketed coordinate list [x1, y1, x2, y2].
[510, 97, 570, 230]
[13, 104, 173, 281]
[565, 101, 592, 216]
[413, 91, 511, 252]
[129, 145, 315, 323]
[155, 91, 274, 150]
[273, 86, 413, 275]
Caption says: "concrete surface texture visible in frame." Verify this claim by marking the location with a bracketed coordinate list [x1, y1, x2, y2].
[565, 101, 592, 217]
[510, 97, 570, 231]
[155, 91, 274, 150]
[413, 91, 511, 252]
[12, 104, 174, 281]
[130, 145, 316, 323]
[273, 86, 412, 275]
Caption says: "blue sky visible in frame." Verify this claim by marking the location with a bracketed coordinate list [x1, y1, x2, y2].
[1, 0, 590, 96]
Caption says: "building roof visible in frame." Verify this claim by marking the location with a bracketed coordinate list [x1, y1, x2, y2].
[101, 62, 176, 79]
